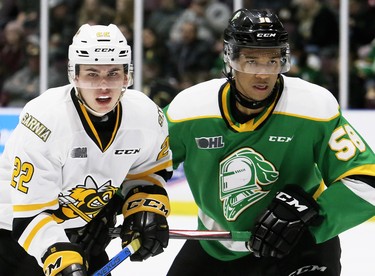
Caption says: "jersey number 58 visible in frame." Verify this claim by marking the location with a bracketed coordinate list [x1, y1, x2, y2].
[329, 124, 366, 161]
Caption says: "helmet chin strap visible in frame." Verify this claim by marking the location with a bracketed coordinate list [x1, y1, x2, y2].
[234, 85, 277, 110]
[223, 66, 278, 110]
[74, 86, 127, 117]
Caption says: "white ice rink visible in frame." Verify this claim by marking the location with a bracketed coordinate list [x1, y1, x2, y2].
[106, 216, 375, 276]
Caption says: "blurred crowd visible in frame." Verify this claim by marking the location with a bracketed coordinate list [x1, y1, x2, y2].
[0, 0, 374, 108]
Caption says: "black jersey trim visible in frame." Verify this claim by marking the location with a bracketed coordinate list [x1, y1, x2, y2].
[71, 89, 122, 152]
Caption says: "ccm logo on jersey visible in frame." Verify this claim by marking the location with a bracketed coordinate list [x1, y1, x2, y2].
[276, 191, 308, 212]
[269, 136, 293, 142]
[114, 148, 141, 155]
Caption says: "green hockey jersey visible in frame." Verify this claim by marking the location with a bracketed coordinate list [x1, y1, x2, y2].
[164, 75, 375, 261]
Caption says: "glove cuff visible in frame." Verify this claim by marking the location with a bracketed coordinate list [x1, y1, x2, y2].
[42, 242, 87, 276]
[274, 185, 321, 225]
[122, 185, 170, 219]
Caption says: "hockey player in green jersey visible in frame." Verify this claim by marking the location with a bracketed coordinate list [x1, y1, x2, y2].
[0, 24, 172, 275]
[164, 8, 375, 276]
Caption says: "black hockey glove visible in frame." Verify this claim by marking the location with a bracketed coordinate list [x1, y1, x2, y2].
[121, 185, 170, 261]
[247, 185, 323, 258]
[42, 242, 88, 276]
[69, 193, 124, 257]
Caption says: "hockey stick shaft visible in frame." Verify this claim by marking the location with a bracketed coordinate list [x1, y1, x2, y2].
[92, 238, 140, 276]
[94, 229, 251, 275]
[109, 227, 251, 241]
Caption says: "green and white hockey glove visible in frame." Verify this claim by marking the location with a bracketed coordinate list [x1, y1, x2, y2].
[42, 242, 88, 276]
[121, 185, 170, 261]
[247, 185, 323, 258]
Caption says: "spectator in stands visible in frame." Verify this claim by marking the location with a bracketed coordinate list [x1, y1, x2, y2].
[167, 21, 217, 88]
[169, 0, 216, 44]
[113, 0, 134, 28]
[204, 0, 231, 37]
[142, 26, 178, 107]
[143, 27, 168, 81]
[355, 38, 375, 108]
[0, 0, 19, 29]
[0, 20, 26, 106]
[49, 0, 77, 52]
[349, 0, 375, 53]
[77, 0, 115, 26]
[293, 0, 339, 53]
[1, 35, 40, 107]
[146, 0, 182, 42]
[15, 0, 39, 36]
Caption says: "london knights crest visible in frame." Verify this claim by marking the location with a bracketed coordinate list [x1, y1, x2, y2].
[219, 147, 279, 221]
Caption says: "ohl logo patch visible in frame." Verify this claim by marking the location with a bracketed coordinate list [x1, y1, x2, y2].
[219, 147, 279, 220]
[195, 136, 224, 149]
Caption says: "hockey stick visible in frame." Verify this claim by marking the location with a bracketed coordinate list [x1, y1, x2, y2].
[92, 238, 140, 276]
[93, 228, 251, 275]
[108, 227, 251, 241]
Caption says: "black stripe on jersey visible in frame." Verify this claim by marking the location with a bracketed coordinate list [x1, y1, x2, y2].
[123, 184, 169, 201]
[155, 169, 173, 182]
[348, 175, 375, 189]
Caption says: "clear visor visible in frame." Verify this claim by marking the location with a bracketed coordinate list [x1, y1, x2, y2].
[227, 48, 290, 75]
[73, 65, 128, 89]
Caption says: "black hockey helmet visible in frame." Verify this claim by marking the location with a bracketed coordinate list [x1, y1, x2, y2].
[223, 9, 290, 74]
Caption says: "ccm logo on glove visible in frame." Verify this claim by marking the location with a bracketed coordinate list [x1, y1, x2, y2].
[124, 193, 170, 216]
[275, 191, 308, 212]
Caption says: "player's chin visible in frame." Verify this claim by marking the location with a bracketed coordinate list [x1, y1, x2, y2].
[93, 101, 116, 113]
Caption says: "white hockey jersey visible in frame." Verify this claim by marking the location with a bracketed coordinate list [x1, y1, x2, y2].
[0, 84, 172, 264]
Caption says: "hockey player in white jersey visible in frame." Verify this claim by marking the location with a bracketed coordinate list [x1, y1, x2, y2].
[0, 24, 173, 275]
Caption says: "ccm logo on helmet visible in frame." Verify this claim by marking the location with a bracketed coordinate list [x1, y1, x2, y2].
[95, 48, 115, 52]
[257, 33, 276, 37]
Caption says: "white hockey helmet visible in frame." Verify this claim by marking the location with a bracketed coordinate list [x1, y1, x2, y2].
[68, 24, 132, 86]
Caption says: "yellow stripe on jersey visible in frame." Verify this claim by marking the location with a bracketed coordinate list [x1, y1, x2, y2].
[13, 198, 59, 212]
[221, 82, 278, 132]
[126, 175, 165, 187]
[313, 180, 326, 200]
[23, 215, 54, 251]
[126, 160, 173, 180]
[334, 164, 375, 182]
[80, 103, 103, 149]
[79, 102, 121, 152]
